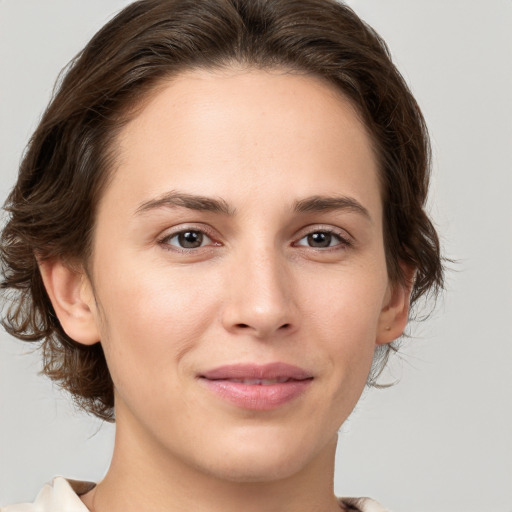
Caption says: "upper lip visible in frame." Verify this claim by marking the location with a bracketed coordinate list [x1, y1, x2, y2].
[199, 362, 313, 381]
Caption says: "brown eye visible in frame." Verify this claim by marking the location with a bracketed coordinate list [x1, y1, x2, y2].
[295, 230, 349, 249]
[179, 231, 203, 248]
[307, 232, 332, 248]
[164, 230, 210, 249]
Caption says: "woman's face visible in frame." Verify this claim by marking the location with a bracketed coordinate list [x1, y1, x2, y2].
[82, 68, 408, 482]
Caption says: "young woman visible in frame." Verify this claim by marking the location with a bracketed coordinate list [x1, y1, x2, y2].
[0, 1, 443, 511]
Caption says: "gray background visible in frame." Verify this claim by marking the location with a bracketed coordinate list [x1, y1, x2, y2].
[1, 1, 511, 511]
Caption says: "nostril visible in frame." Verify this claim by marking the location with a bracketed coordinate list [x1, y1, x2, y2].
[232, 322, 292, 334]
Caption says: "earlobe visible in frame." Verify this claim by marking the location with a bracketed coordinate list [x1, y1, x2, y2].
[376, 269, 415, 346]
[38, 258, 100, 345]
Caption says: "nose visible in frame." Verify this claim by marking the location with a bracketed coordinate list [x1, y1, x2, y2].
[221, 248, 299, 339]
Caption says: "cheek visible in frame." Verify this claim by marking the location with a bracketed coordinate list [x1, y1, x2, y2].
[299, 262, 388, 382]
[91, 258, 221, 386]
[303, 262, 387, 338]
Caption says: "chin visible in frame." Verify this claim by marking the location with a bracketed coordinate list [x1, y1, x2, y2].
[193, 430, 336, 484]
[203, 454, 308, 483]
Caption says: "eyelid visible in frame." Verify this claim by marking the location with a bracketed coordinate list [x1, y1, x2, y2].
[156, 223, 353, 252]
[158, 224, 221, 250]
[292, 225, 353, 248]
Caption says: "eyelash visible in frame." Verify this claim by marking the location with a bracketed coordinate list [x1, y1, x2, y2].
[158, 226, 218, 252]
[158, 226, 352, 252]
[294, 229, 352, 250]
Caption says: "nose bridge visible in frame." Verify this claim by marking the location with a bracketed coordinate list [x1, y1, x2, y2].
[222, 239, 297, 338]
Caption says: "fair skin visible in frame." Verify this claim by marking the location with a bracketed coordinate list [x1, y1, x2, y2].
[40, 68, 411, 512]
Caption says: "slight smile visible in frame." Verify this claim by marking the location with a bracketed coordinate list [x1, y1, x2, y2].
[198, 363, 314, 411]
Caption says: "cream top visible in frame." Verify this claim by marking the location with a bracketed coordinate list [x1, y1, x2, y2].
[1, 477, 390, 512]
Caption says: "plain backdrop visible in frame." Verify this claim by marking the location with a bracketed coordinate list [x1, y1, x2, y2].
[1, 1, 511, 511]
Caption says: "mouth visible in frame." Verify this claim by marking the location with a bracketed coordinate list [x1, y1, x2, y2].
[200, 362, 312, 381]
[215, 377, 295, 385]
[198, 363, 313, 410]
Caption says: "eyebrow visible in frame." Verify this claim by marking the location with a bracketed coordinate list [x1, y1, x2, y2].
[135, 191, 371, 222]
[293, 195, 372, 222]
[135, 191, 235, 216]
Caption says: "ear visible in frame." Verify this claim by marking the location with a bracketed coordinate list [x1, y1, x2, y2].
[376, 266, 415, 346]
[38, 258, 100, 345]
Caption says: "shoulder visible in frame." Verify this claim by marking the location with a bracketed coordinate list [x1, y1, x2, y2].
[1, 477, 95, 512]
[339, 496, 392, 512]
[2, 481, 388, 512]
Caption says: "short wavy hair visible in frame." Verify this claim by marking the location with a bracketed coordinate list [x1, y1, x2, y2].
[1, 0, 443, 421]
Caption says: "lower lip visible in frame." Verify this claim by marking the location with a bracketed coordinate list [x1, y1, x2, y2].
[200, 378, 312, 410]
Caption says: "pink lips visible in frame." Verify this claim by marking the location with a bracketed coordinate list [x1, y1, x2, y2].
[199, 363, 313, 410]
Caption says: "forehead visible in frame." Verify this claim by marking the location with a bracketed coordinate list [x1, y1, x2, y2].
[102, 67, 380, 216]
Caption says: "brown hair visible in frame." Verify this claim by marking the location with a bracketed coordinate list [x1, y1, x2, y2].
[1, 0, 443, 421]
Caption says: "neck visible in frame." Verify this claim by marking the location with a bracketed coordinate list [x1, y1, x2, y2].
[82, 411, 342, 512]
